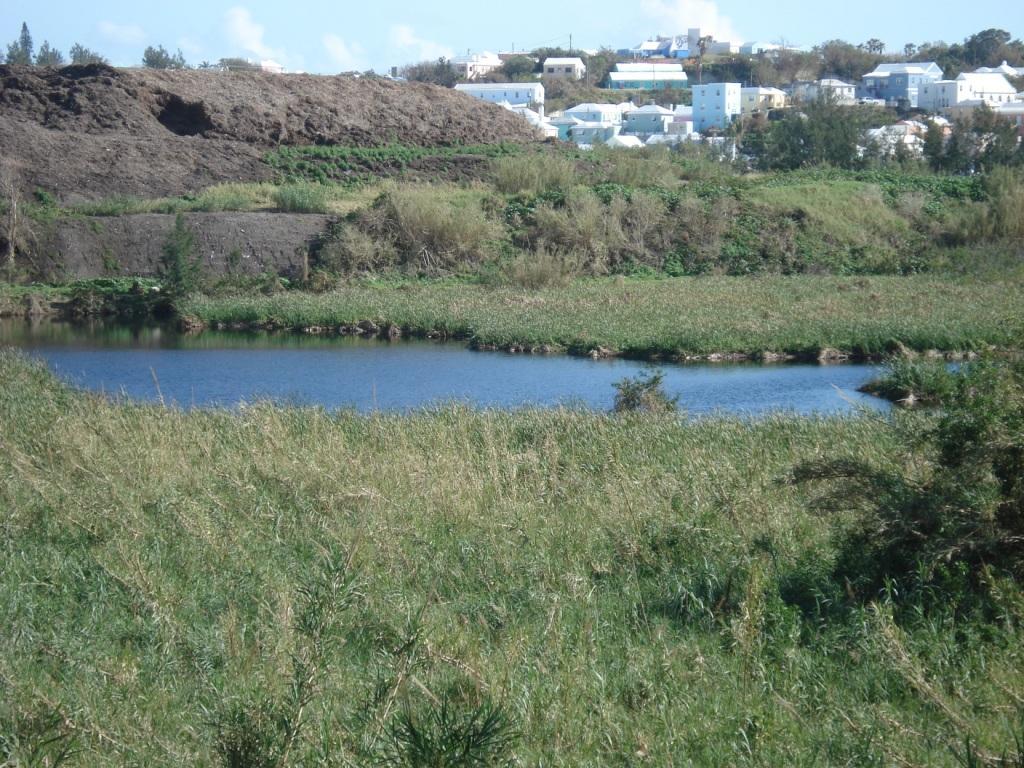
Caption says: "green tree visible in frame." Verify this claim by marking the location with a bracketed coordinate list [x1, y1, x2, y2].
[762, 94, 868, 170]
[400, 57, 458, 87]
[5, 22, 33, 65]
[160, 215, 201, 295]
[860, 38, 886, 55]
[69, 43, 108, 65]
[497, 55, 535, 81]
[34, 41, 65, 67]
[922, 120, 946, 171]
[143, 45, 188, 69]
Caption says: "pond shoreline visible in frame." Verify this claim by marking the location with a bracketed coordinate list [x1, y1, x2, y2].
[187, 316, 981, 366]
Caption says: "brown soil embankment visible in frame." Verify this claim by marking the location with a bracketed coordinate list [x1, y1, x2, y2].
[0, 64, 538, 200]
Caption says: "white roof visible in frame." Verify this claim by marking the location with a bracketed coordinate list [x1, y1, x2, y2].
[974, 61, 1024, 77]
[819, 78, 853, 87]
[452, 51, 502, 66]
[956, 72, 1017, 93]
[455, 82, 543, 92]
[864, 61, 942, 78]
[605, 135, 644, 148]
[544, 57, 585, 67]
[625, 104, 674, 115]
[608, 71, 688, 83]
[566, 102, 621, 114]
[741, 86, 786, 96]
[615, 62, 684, 73]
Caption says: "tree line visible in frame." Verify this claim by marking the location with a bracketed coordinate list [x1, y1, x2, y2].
[3, 21, 258, 71]
[399, 29, 1024, 92]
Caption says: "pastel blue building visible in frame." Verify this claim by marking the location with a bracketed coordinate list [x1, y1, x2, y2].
[858, 62, 944, 108]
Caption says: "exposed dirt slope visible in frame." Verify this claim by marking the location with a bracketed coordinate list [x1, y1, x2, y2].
[0, 64, 538, 200]
[37, 213, 332, 279]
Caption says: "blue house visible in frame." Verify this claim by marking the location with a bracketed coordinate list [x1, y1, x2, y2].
[858, 62, 944, 108]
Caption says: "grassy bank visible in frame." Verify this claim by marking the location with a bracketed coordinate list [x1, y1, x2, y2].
[2, 351, 1023, 765]
[179, 275, 1024, 358]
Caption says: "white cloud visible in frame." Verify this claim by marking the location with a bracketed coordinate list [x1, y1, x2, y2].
[639, 0, 740, 42]
[97, 21, 146, 46]
[224, 6, 285, 61]
[323, 34, 365, 71]
[389, 25, 453, 62]
[177, 37, 204, 59]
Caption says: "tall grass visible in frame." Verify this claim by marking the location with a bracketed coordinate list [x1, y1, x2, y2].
[491, 154, 577, 195]
[179, 275, 1024, 357]
[2, 351, 1024, 765]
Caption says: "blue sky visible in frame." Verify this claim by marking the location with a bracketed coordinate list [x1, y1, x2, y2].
[4, 0, 1021, 73]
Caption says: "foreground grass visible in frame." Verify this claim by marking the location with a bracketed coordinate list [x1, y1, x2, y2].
[2, 351, 1023, 765]
[181, 275, 1024, 357]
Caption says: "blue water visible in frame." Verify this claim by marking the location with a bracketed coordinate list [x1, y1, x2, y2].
[1, 320, 888, 415]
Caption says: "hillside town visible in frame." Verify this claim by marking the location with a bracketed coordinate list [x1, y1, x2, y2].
[444, 28, 1024, 153]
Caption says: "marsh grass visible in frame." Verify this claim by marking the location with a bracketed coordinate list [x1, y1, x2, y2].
[2, 351, 1024, 765]
[179, 275, 1024, 357]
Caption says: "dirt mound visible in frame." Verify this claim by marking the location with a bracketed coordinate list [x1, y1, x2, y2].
[0, 65, 539, 200]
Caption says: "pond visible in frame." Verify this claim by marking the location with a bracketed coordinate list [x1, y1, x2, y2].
[1, 319, 889, 415]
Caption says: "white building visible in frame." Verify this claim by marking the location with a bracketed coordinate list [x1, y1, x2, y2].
[919, 72, 1019, 113]
[740, 42, 782, 55]
[543, 57, 586, 80]
[622, 104, 675, 135]
[605, 134, 645, 149]
[607, 62, 688, 90]
[955, 72, 1019, 105]
[564, 102, 624, 124]
[568, 122, 620, 146]
[974, 60, 1024, 78]
[450, 52, 503, 80]
[454, 82, 545, 109]
[792, 78, 857, 104]
[692, 83, 742, 133]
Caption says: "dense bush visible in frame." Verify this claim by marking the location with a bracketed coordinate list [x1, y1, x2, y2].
[793, 358, 1024, 599]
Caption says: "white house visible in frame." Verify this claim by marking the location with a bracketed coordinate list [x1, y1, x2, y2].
[450, 52, 503, 80]
[955, 72, 1018, 105]
[543, 57, 586, 80]
[692, 83, 742, 133]
[564, 102, 624, 124]
[568, 122, 620, 146]
[792, 78, 856, 104]
[454, 82, 545, 109]
[504, 105, 558, 139]
[740, 86, 787, 114]
[607, 62, 688, 90]
[622, 104, 675, 135]
[866, 121, 927, 157]
[919, 72, 1019, 113]
[740, 42, 782, 55]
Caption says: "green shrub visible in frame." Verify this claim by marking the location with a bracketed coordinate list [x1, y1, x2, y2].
[159, 214, 201, 295]
[380, 697, 519, 768]
[272, 183, 331, 214]
[860, 357, 957, 406]
[792, 358, 1024, 599]
[613, 370, 679, 414]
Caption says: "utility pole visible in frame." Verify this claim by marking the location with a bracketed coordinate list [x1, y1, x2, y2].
[569, 34, 573, 53]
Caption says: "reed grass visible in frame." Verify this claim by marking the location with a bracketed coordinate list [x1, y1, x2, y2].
[2, 350, 1023, 765]
[179, 275, 1024, 357]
